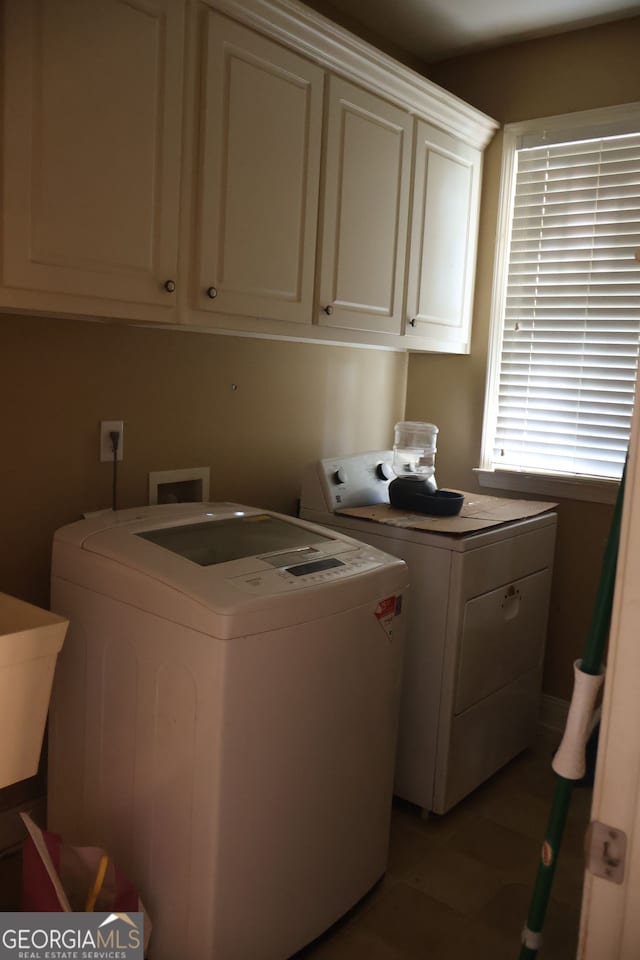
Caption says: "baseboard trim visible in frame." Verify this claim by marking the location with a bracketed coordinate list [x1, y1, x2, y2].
[0, 796, 45, 855]
[539, 694, 570, 733]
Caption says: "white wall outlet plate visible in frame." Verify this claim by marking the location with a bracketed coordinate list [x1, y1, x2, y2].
[99, 420, 124, 462]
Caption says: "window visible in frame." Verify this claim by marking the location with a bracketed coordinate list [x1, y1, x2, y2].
[479, 104, 640, 502]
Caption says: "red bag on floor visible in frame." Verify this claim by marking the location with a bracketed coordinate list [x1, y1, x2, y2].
[20, 813, 151, 953]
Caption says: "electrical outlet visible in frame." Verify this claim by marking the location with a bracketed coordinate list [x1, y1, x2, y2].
[99, 420, 124, 462]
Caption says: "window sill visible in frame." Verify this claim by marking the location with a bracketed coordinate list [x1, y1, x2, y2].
[474, 468, 619, 505]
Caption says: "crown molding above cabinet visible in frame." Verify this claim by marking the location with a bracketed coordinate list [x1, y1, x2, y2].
[203, 0, 497, 151]
[0, 0, 499, 354]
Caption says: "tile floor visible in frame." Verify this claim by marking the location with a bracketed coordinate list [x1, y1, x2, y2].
[0, 728, 591, 960]
[296, 727, 591, 960]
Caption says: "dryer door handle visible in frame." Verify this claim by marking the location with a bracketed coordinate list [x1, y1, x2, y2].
[501, 585, 521, 621]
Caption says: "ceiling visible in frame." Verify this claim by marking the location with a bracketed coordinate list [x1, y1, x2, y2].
[313, 0, 640, 62]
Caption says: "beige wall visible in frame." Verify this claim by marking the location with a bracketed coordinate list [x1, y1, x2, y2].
[407, 15, 640, 699]
[0, 314, 406, 813]
[299, 0, 431, 75]
[1, 314, 407, 608]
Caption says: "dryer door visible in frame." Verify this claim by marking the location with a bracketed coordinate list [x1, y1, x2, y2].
[454, 568, 552, 714]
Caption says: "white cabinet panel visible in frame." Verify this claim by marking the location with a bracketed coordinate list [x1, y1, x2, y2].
[2, 0, 185, 309]
[406, 120, 481, 352]
[318, 78, 412, 335]
[195, 12, 323, 324]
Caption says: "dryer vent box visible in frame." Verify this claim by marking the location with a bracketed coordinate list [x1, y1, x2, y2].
[149, 467, 210, 505]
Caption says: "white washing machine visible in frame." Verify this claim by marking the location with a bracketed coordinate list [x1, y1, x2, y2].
[48, 502, 408, 960]
[300, 452, 557, 816]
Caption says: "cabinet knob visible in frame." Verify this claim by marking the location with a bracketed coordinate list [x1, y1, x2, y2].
[207, 286, 218, 300]
[323, 304, 334, 316]
[164, 279, 176, 293]
[408, 317, 416, 327]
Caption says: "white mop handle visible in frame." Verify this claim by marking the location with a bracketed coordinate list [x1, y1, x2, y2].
[552, 659, 605, 780]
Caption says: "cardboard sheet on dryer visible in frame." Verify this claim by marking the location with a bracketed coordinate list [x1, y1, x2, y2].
[337, 492, 557, 536]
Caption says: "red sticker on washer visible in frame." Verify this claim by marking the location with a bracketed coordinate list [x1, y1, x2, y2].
[375, 597, 396, 620]
[375, 596, 398, 641]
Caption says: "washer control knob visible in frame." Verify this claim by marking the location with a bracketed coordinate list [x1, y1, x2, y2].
[376, 462, 393, 481]
[332, 467, 347, 485]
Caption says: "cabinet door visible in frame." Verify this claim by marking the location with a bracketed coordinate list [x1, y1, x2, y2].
[406, 120, 481, 352]
[2, 0, 184, 308]
[196, 12, 323, 324]
[318, 77, 412, 335]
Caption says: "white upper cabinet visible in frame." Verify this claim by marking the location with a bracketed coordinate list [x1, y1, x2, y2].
[2, 0, 185, 310]
[0, 0, 497, 346]
[405, 120, 482, 352]
[195, 11, 324, 324]
[317, 77, 413, 336]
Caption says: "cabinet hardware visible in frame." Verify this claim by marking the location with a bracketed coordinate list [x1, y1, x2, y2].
[164, 279, 176, 293]
[408, 317, 416, 327]
[207, 286, 218, 299]
[323, 305, 334, 316]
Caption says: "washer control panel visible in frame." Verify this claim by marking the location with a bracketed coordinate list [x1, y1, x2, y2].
[230, 547, 383, 594]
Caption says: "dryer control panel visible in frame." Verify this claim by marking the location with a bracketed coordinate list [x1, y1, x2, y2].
[300, 450, 395, 512]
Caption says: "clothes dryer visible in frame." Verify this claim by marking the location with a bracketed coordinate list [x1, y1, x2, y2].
[300, 452, 557, 815]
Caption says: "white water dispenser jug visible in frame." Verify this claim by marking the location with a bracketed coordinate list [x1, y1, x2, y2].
[389, 421, 464, 516]
[392, 421, 439, 492]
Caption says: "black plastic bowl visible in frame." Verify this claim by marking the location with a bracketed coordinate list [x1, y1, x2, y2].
[389, 479, 464, 516]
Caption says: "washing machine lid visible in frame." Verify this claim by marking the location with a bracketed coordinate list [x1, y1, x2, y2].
[53, 503, 407, 634]
[136, 511, 334, 567]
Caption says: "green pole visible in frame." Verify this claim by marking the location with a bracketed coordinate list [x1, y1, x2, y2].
[518, 459, 627, 959]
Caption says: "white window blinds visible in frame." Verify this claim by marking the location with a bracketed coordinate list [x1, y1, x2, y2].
[493, 131, 640, 481]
